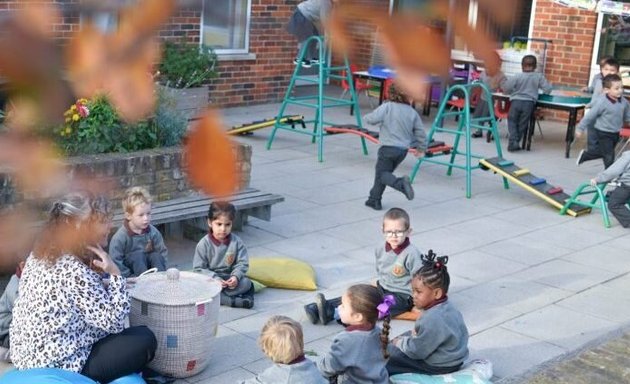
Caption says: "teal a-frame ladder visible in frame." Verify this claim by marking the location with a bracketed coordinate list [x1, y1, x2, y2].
[410, 82, 508, 198]
[266, 35, 366, 162]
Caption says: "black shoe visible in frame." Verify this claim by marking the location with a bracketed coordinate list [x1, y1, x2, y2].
[472, 130, 483, 138]
[226, 295, 254, 309]
[401, 176, 415, 200]
[576, 149, 585, 166]
[315, 293, 336, 325]
[309, 57, 321, 65]
[292, 57, 300, 65]
[365, 199, 382, 210]
[304, 303, 319, 324]
[507, 144, 521, 152]
[301, 59, 312, 68]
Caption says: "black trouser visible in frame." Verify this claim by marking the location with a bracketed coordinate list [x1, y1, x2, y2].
[507, 99, 535, 147]
[386, 338, 462, 375]
[82, 326, 157, 383]
[376, 281, 414, 318]
[368, 146, 408, 202]
[608, 184, 630, 228]
[581, 129, 620, 168]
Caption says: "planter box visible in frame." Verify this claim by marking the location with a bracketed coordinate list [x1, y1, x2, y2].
[161, 85, 209, 120]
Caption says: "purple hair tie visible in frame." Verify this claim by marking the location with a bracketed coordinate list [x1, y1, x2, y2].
[377, 295, 396, 319]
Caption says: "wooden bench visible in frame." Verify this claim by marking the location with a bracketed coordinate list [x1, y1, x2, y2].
[112, 188, 284, 237]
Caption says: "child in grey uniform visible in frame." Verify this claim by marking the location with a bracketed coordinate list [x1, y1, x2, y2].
[387, 251, 469, 376]
[582, 56, 619, 105]
[0, 262, 24, 360]
[364, 84, 427, 211]
[502, 54, 552, 152]
[590, 151, 630, 227]
[287, 0, 333, 67]
[239, 316, 326, 384]
[109, 187, 168, 277]
[576, 74, 630, 169]
[193, 202, 254, 308]
[318, 284, 390, 384]
[305, 208, 423, 324]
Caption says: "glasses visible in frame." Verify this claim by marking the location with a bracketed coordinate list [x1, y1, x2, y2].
[383, 230, 407, 238]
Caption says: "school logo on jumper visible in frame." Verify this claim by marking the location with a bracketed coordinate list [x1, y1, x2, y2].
[392, 264, 405, 277]
[145, 239, 154, 253]
[225, 253, 235, 266]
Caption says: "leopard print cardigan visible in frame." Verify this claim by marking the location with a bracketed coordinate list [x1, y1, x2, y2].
[10, 253, 130, 372]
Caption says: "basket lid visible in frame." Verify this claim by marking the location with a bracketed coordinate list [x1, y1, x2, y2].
[130, 268, 222, 306]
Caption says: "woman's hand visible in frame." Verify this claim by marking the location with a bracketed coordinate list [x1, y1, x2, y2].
[86, 245, 121, 276]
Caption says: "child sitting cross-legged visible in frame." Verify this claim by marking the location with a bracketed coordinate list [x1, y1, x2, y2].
[305, 207, 423, 324]
[239, 316, 327, 384]
[110, 187, 168, 277]
[387, 251, 469, 376]
[317, 284, 391, 384]
[193, 201, 255, 308]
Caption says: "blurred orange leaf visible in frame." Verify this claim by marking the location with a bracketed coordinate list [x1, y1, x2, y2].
[185, 110, 238, 197]
[65, 0, 175, 122]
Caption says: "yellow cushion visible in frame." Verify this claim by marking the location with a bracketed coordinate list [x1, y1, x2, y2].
[247, 257, 317, 291]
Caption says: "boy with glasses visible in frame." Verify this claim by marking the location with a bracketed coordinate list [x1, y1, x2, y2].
[304, 207, 423, 323]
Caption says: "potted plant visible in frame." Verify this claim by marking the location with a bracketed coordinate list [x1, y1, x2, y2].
[158, 41, 218, 119]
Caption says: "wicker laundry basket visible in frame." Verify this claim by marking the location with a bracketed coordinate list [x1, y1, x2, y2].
[129, 268, 222, 378]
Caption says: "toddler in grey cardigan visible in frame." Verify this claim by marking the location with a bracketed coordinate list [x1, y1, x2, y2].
[239, 316, 326, 384]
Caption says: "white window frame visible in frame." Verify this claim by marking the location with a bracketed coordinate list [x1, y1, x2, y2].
[201, 0, 252, 56]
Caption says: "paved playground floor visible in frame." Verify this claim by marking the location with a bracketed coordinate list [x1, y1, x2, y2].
[152, 85, 630, 384]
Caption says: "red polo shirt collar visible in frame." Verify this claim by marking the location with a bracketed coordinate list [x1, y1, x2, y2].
[423, 295, 448, 310]
[385, 237, 410, 254]
[345, 323, 374, 332]
[209, 232, 231, 246]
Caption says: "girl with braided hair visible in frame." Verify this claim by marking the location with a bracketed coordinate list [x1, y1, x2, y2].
[317, 284, 390, 384]
[386, 251, 469, 376]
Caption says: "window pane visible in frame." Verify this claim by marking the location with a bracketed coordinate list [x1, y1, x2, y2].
[203, 0, 249, 52]
[598, 5, 630, 66]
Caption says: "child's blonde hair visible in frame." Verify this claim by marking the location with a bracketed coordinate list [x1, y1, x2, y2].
[122, 187, 152, 215]
[259, 315, 304, 364]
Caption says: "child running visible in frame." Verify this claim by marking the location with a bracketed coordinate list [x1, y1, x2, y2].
[109, 187, 168, 277]
[317, 284, 390, 384]
[576, 74, 630, 169]
[304, 207, 423, 324]
[193, 201, 255, 308]
[239, 316, 326, 384]
[363, 84, 427, 211]
[387, 251, 469, 375]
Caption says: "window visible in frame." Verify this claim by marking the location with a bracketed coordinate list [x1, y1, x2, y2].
[80, 12, 118, 34]
[390, 0, 531, 54]
[597, 5, 630, 66]
[202, 0, 251, 55]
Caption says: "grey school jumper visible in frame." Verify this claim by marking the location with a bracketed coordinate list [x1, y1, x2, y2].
[318, 327, 389, 384]
[594, 151, 630, 228]
[0, 275, 19, 348]
[364, 102, 427, 151]
[586, 73, 603, 96]
[577, 93, 630, 134]
[388, 300, 469, 372]
[375, 241, 423, 296]
[502, 72, 552, 102]
[193, 233, 249, 281]
[109, 224, 168, 278]
[239, 359, 327, 384]
[297, 0, 332, 25]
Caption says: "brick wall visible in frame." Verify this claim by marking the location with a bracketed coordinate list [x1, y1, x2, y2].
[531, 1, 597, 87]
[530, 1, 597, 120]
[0, 143, 252, 210]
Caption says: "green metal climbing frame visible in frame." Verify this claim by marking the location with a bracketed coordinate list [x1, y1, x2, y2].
[266, 35, 366, 162]
[409, 82, 507, 198]
[560, 182, 611, 228]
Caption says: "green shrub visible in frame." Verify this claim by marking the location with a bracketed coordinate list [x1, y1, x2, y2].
[158, 41, 218, 88]
[53, 89, 187, 156]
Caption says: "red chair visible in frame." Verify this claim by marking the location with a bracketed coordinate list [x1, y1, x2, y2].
[616, 126, 630, 156]
[446, 86, 481, 121]
[488, 98, 511, 142]
[341, 64, 374, 107]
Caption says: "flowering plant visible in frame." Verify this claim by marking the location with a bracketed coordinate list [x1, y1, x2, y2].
[53, 91, 186, 156]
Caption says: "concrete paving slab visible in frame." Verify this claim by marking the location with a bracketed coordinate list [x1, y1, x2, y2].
[508, 259, 618, 292]
[447, 250, 529, 283]
[555, 285, 630, 324]
[477, 237, 572, 266]
[469, 327, 566, 380]
[450, 294, 522, 335]
[501, 305, 618, 350]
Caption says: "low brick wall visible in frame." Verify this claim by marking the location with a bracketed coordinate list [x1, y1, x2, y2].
[0, 143, 252, 211]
